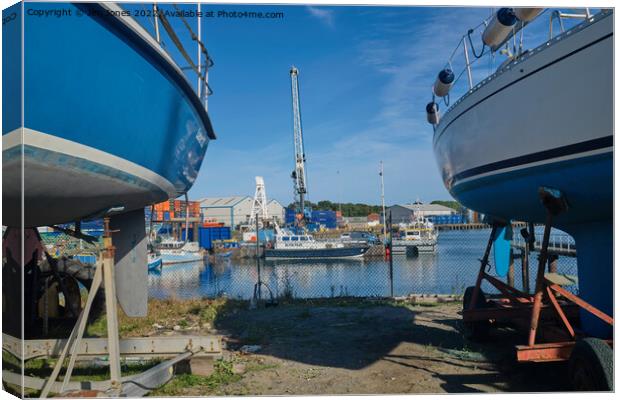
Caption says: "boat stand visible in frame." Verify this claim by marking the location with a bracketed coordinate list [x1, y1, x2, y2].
[463, 187, 613, 364]
[2, 218, 222, 397]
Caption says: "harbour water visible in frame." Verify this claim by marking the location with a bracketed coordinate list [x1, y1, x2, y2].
[148, 229, 578, 300]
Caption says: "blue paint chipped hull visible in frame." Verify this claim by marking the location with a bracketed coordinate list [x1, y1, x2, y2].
[2, 3, 215, 227]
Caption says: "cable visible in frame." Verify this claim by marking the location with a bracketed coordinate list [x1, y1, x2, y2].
[467, 28, 487, 59]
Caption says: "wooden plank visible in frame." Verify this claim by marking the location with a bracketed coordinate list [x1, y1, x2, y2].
[3, 334, 221, 361]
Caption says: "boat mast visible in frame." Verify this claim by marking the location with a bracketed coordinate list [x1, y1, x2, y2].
[290, 66, 307, 216]
[197, 2, 201, 100]
[380, 161, 387, 239]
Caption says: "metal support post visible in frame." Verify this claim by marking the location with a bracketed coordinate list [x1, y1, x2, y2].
[548, 254, 558, 273]
[528, 212, 553, 345]
[256, 217, 261, 301]
[469, 225, 498, 310]
[463, 39, 473, 90]
[388, 211, 394, 298]
[528, 187, 568, 346]
[153, 4, 160, 44]
[507, 249, 514, 287]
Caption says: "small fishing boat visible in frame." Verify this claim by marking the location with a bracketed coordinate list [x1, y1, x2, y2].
[264, 225, 369, 260]
[147, 254, 163, 271]
[393, 218, 438, 254]
[158, 241, 204, 264]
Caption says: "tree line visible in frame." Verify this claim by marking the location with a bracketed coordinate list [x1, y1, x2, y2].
[287, 199, 465, 217]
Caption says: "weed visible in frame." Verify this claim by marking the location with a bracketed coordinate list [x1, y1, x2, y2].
[150, 359, 241, 396]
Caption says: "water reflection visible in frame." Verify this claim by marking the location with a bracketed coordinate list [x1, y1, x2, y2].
[148, 229, 579, 300]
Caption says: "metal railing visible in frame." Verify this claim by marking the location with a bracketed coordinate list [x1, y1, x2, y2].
[129, 3, 214, 110]
[434, 8, 598, 112]
[511, 232, 576, 257]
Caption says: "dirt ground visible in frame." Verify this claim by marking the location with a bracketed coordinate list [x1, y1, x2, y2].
[168, 299, 570, 395]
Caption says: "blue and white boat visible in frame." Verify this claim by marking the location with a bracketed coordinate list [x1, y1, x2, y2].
[147, 253, 163, 271]
[2, 2, 215, 318]
[2, 2, 215, 228]
[428, 9, 612, 337]
[265, 225, 369, 260]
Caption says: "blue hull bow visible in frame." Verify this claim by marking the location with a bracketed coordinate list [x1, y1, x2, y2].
[2, 3, 215, 227]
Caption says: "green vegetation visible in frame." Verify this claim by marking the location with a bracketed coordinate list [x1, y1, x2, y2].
[430, 200, 466, 213]
[287, 199, 467, 217]
[87, 297, 246, 338]
[2, 350, 159, 397]
[288, 200, 382, 217]
[149, 359, 241, 396]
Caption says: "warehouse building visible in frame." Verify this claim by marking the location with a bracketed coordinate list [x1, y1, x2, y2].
[199, 196, 284, 228]
[266, 200, 285, 224]
[386, 203, 456, 224]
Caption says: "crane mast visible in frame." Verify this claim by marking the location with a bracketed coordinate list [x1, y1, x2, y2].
[290, 66, 307, 215]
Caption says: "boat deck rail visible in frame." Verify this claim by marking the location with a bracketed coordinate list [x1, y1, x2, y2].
[431, 7, 608, 131]
[511, 233, 576, 257]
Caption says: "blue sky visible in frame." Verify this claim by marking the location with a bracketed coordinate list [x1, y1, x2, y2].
[126, 4, 571, 206]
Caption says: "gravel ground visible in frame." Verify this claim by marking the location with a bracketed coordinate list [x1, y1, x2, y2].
[189, 299, 570, 395]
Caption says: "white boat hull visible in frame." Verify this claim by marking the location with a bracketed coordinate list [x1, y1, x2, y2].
[432, 11, 613, 337]
[434, 11, 613, 226]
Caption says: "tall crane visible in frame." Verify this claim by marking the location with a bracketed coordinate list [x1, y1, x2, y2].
[289, 66, 308, 216]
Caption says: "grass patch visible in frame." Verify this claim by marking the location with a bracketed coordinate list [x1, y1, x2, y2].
[245, 361, 279, 373]
[86, 297, 247, 338]
[149, 359, 241, 396]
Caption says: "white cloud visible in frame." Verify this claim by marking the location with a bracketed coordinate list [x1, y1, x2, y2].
[307, 6, 335, 28]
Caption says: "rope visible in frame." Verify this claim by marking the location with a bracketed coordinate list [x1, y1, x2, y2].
[170, 4, 214, 96]
[467, 28, 487, 59]
[173, 4, 214, 69]
[157, 11, 201, 78]
[157, 6, 213, 96]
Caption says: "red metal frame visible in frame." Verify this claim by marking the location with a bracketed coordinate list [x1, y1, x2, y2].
[462, 197, 613, 362]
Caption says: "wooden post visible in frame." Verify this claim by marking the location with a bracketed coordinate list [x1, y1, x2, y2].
[102, 218, 122, 393]
[507, 249, 515, 287]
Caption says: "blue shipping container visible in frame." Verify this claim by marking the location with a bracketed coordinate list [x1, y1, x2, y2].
[198, 226, 232, 250]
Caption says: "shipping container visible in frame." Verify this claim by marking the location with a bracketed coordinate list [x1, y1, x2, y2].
[198, 226, 232, 250]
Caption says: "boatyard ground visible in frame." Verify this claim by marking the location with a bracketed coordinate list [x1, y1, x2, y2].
[74, 297, 569, 395]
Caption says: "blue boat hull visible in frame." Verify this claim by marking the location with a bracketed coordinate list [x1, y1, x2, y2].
[451, 153, 613, 337]
[2, 3, 215, 227]
[265, 246, 369, 260]
[148, 257, 163, 271]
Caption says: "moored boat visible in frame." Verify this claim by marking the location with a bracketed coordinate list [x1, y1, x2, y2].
[147, 254, 163, 271]
[392, 211, 439, 254]
[265, 225, 369, 260]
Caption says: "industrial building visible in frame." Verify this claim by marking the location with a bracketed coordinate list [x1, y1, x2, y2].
[387, 203, 457, 224]
[199, 196, 284, 228]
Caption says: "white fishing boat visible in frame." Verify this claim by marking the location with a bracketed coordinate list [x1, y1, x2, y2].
[393, 214, 438, 254]
[158, 240, 204, 264]
[265, 225, 369, 260]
